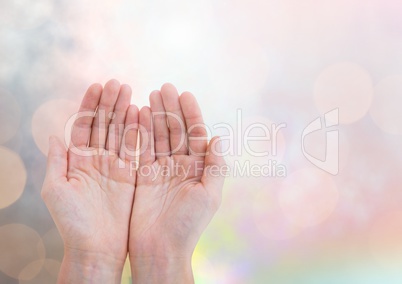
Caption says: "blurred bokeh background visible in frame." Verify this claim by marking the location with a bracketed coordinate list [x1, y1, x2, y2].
[1, 0, 402, 283]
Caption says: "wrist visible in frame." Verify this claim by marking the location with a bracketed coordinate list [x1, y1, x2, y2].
[130, 252, 194, 284]
[58, 248, 125, 284]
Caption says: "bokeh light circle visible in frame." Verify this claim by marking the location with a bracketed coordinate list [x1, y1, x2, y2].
[0, 147, 27, 209]
[314, 62, 374, 124]
[253, 185, 301, 240]
[42, 227, 64, 262]
[370, 75, 402, 135]
[0, 224, 46, 280]
[278, 168, 339, 228]
[19, 259, 60, 283]
[31, 99, 79, 156]
[0, 88, 21, 144]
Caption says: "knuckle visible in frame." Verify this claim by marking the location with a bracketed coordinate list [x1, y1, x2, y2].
[188, 127, 207, 138]
[154, 132, 169, 141]
[168, 123, 184, 134]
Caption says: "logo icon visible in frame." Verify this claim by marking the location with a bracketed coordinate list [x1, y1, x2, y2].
[301, 109, 339, 175]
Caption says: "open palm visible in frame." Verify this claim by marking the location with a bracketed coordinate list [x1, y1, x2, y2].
[129, 84, 226, 271]
[42, 80, 139, 265]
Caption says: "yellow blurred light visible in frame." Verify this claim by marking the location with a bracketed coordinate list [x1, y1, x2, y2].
[0, 224, 46, 280]
[369, 210, 402, 273]
[31, 99, 79, 156]
[0, 147, 26, 209]
[19, 259, 60, 283]
[192, 250, 217, 284]
[42, 227, 64, 262]
[121, 257, 132, 284]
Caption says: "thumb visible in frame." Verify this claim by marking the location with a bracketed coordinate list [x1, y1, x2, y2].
[201, 136, 227, 193]
[45, 136, 67, 184]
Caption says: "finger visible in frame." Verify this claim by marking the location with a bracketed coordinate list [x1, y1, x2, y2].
[179, 91, 207, 156]
[138, 106, 155, 166]
[89, 79, 120, 149]
[106, 84, 132, 153]
[150, 90, 170, 157]
[201, 136, 226, 208]
[160, 83, 187, 155]
[120, 104, 139, 162]
[43, 136, 68, 190]
[70, 83, 102, 148]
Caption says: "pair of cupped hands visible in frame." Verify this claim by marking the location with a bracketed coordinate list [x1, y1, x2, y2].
[41, 79, 226, 284]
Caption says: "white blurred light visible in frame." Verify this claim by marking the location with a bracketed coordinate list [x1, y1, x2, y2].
[370, 75, 402, 135]
[0, 0, 53, 29]
[314, 62, 374, 124]
[278, 168, 339, 228]
[0, 88, 21, 144]
[160, 20, 203, 52]
[253, 185, 301, 240]
[0, 30, 25, 82]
